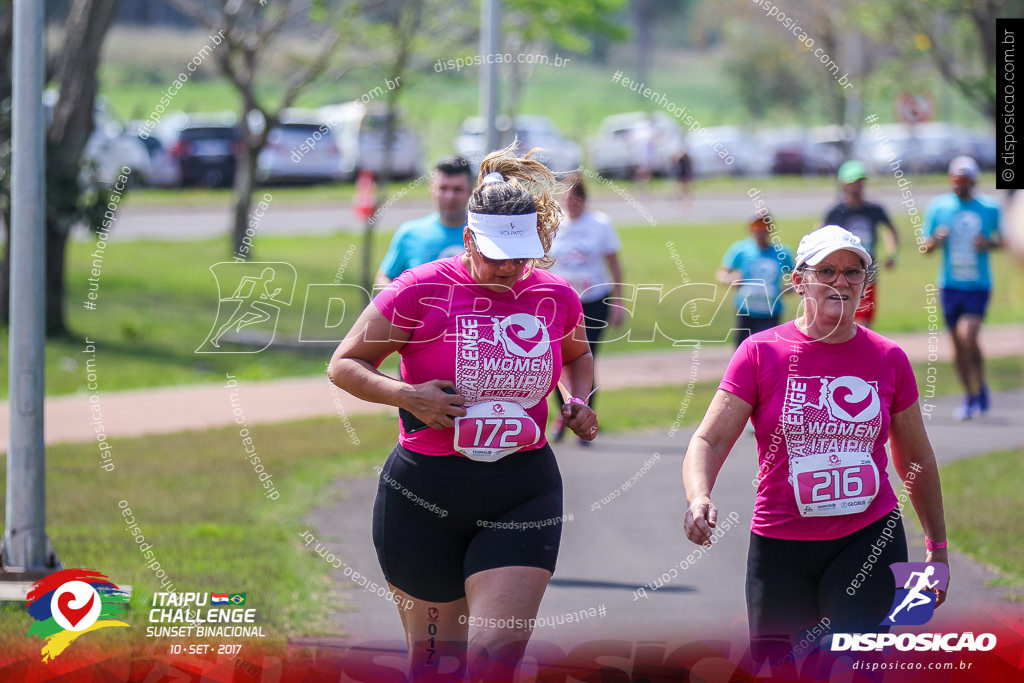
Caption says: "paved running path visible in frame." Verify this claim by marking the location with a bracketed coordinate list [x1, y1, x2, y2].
[305, 389, 1024, 652]
[2, 324, 1019, 448]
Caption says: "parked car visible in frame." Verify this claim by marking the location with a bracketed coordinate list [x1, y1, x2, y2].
[856, 122, 970, 175]
[588, 111, 687, 179]
[963, 129, 997, 171]
[758, 126, 843, 176]
[454, 115, 509, 171]
[150, 113, 239, 188]
[688, 126, 770, 178]
[318, 101, 422, 180]
[456, 114, 581, 173]
[256, 109, 344, 184]
[128, 122, 181, 187]
[510, 115, 582, 172]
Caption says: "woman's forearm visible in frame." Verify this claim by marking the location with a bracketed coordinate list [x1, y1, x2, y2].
[683, 434, 728, 501]
[329, 357, 412, 410]
[890, 404, 947, 545]
[683, 391, 749, 501]
[562, 351, 594, 400]
[896, 451, 947, 544]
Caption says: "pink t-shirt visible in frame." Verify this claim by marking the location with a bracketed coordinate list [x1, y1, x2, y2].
[373, 254, 584, 456]
[719, 321, 919, 540]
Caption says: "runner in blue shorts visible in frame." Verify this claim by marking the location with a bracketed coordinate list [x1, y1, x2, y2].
[923, 156, 1003, 420]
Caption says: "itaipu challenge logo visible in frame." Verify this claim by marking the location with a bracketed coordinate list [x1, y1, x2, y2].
[26, 569, 129, 662]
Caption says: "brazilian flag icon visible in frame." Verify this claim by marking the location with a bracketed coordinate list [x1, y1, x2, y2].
[229, 593, 246, 606]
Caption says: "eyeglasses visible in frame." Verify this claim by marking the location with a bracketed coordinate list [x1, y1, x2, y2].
[803, 266, 867, 285]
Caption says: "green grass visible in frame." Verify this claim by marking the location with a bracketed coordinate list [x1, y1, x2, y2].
[6, 211, 1021, 399]
[936, 450, 1024, 597]
[0, 410, 401, 648]
[912, 356, 1023, 397]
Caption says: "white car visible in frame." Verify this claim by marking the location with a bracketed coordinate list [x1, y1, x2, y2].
[688, 126, 769, 178]
[318, 101, 422, 180]
[588, 111, 687, 178]
[856, 122, 971, 175]
[257, 110, 344, 184]
[456, 115, 581, 173]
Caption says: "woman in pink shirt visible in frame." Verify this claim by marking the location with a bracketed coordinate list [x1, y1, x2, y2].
[683, 225, 949, 666]
[329, 145, 597, 680]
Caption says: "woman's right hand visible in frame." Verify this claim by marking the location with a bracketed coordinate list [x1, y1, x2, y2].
[684, 495, 718, 547]
[401, 380, 467, 429]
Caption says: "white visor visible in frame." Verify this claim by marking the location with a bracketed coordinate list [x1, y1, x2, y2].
[467, 211, 544, 259]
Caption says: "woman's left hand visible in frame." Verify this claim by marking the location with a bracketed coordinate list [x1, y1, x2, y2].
[925, 547, 950, 608]
[562, 401, 598, 441]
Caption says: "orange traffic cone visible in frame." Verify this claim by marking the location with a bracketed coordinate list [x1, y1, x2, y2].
[354, 170, 377, 220]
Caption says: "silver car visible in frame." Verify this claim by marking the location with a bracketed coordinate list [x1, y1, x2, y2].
[257, 111, 344, 184]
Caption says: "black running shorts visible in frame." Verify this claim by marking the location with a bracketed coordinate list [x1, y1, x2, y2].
[371, 442, 563, 603]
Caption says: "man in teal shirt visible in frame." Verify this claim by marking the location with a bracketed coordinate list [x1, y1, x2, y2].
[923, 156, 1003, 420]
[376, 156, 472, 286]
[717, 211, 795, 347]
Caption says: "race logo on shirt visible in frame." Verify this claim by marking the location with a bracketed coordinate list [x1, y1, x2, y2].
[783, 376, 883, 516]
[455, 313, 553, 408]
[738, 257, 781, 315]
[783, 375, 881, 455]
[948, 210, 983, 281]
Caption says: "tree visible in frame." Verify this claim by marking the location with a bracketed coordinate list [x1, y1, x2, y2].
[355, 0, 428, 294]
[702, 0, 875, 131]
[0, 0, 122, 336]
[501, 0, 627, 126]
[352, 0, 473, 292]
[171, 0, 345, 259]
[853, 0, 1022, 125]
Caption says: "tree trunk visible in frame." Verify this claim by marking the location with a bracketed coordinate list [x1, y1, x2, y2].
[360, 218, 374, 295]
[45, 219, 69, 337]
[232, 144, 257, 259]
[43, 0, 120, 337]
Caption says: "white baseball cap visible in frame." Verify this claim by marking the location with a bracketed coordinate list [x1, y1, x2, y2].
[948, 155, 979, 179]
[796, 224, 872, 268]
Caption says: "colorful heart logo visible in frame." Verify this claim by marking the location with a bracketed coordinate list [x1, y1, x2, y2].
[50, 581, 102, 632]
[57, 591, 95, 628]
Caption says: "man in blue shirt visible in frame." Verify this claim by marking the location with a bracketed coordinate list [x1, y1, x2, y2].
[375, 155, 472, 286]
[717, 211, 795, 346]
[923, 156, 1003, 420]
